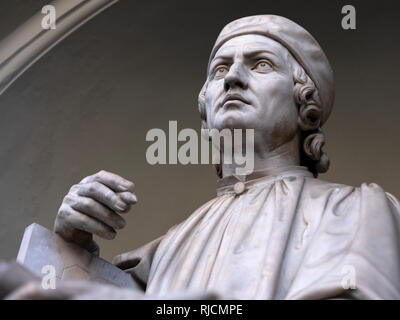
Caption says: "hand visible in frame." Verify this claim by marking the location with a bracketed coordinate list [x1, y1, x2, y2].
[0, 261, 38, 299]
[5, 279, 220, 300]
[5, 280, 145, 300]
[54, 170, 137, 251]
[1, 263, 220, 300]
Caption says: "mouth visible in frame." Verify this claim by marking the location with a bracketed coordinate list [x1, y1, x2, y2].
[220, 94, 249, 110]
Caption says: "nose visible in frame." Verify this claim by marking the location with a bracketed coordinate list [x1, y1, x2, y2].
[224, 63, 248, 91]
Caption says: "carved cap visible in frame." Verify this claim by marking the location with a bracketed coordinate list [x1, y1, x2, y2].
[208, 15, 335, 125]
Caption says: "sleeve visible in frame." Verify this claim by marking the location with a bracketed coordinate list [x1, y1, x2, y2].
[112, 236, 163, 291]
[287, 183, 400, 299]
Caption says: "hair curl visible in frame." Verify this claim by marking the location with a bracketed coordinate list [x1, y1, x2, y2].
[197, 62, 330, 178]
[292, 66, 330, 177]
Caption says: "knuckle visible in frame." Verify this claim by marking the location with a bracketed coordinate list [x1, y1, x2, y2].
[104, 189, 116, 201]
[87, 181, 100, 193]
[80, 197, 94, 211]
[97, 170, 108, 178]
[58, 213, 74, 228]
[80, 175, 91, 184]
[58, 204, 70, 218]
[69, 184, 80, 194]
[63, 194, 75, 205]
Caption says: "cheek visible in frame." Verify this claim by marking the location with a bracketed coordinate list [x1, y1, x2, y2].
[255, 76, 298, 135]
[204, 82, 222, 125]
[257, 76, 296, 119]
[204, 92, 214, 126]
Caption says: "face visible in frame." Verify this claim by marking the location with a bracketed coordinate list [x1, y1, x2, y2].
[205, 34, 299, 151]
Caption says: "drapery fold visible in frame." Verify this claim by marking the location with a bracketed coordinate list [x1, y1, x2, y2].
[113, 168, 400, 299]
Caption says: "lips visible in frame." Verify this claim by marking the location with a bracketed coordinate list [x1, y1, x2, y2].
[221, 94, 249, 109]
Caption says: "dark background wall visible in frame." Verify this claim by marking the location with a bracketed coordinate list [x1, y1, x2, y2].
[0, 0, 399, 261]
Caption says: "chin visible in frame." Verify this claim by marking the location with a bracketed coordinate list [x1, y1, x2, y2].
[213, 109, 254, 130]
[215, 114, 256, 131]
[214, 117, 244, 130]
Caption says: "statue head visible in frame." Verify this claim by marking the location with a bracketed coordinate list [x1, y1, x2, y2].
[198, 15, 334, 177]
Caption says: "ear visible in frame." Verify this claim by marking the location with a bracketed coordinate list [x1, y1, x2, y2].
[198, 81, 208, 118]
[198, 81, 209, 132]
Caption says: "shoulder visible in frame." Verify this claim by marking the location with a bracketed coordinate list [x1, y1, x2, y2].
[292, 178, 400, 299]
[302, 177, 400, 242]
[305, 177, 399, 210]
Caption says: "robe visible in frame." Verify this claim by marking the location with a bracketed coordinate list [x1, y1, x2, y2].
[112, 166, 400, 299]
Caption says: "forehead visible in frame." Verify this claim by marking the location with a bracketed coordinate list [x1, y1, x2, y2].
[214, 34, 290, 59]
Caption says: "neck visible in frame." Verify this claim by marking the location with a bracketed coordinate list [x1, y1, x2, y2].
[221, 134, 301, 178]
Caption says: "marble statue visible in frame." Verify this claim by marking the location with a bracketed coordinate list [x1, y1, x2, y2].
[1, 15, 400, 300]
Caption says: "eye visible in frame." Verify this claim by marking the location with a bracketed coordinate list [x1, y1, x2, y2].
[214, 65, 229, 79]
[252, 60, 273, 73]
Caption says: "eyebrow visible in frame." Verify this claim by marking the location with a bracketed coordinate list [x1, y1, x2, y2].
[210, 48, 280, 68]
[211, 54, 233, 65]
[243, 49, 279, 59]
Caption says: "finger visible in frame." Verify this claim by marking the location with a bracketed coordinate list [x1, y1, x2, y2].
[81, 170, 135, 193]
[75, 181, 128, 213]
[58, 204, 116, 240]
[119, 191, 137, 205]
[5, 282, 42, 300]
[5, 282, 61, 300]
[0, 262, 38, 298]
[5, 281, 87, 300]
[64, 194, 126, 230]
